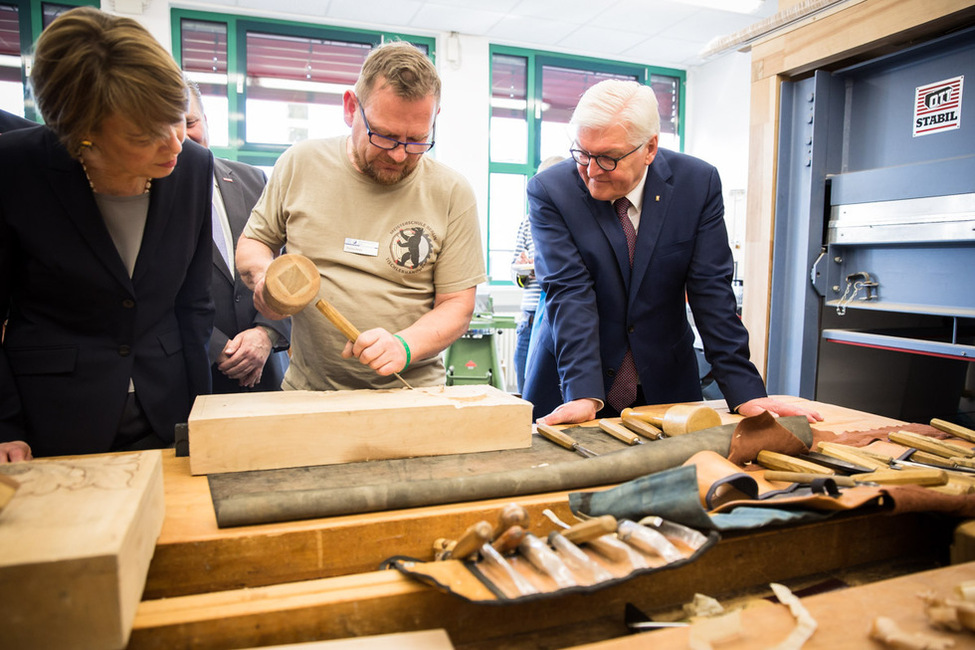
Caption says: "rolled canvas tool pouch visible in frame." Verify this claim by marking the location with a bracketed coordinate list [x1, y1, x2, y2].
[208, 415, 813, 527]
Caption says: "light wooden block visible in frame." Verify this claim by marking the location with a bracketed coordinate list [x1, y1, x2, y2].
[189, 385, 532, 475]
[0, 450, 165, 650]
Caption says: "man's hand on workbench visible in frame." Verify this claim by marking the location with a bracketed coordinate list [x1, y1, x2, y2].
[737, 397, 823, 423]
[536, 398, 602, 425]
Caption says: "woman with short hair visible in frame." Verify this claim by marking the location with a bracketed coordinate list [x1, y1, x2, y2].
[0, 6, 214, 461]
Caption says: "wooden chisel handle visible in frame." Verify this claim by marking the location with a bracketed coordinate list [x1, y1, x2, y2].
[757, 450, 835, 475]
[492, 525, 526, 554]
[494, 503, 530, 539]
[764, 471, 855, 487]
[931, 419, 975, 444]
[815, 441, 891, 470]
[889, 431, 975, 459]
[536, 423, 577, 450]
[620, 415, 662, 440]
[857, 468, 948, 486]
[315, 298, 361, 342]
[562, 515, 618, 544]
[315, 297, 414, 390]
[598, 419, 642, 445]
[447, 520, 494, 560]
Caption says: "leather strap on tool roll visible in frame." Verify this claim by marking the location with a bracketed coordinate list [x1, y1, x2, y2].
[211, 415, 814, 528]
[684, 450, 794, 510]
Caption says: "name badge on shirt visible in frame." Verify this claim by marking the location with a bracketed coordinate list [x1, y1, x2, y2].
[344, 238, 379, 256]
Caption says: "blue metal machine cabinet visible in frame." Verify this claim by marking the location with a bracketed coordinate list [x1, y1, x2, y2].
[768, 26, 975, 423]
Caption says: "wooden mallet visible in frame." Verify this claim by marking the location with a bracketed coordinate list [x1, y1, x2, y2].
[619, 403, 722, 436]
[262, 253, 413, 389]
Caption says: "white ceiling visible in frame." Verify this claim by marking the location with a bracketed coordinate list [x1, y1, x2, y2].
[193, 0, 781, 68]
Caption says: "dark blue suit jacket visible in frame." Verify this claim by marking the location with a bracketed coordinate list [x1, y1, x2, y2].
[0, 109, 34, 133]
[209, 157, 290, 393]
[523, 150, 767, 420]
[0, 126, 214, 456]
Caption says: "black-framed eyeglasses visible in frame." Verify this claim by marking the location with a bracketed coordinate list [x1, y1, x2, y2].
[358, 102, 435, 155]
[569, 142, 645, 172]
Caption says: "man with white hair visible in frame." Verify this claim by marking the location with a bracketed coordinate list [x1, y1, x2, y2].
[523, 79, 821, 426]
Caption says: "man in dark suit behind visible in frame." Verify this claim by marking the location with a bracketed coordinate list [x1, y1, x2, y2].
[185, 84, 290, 392]
[0, 108, 34, 133]
[523, 79, 822, 426]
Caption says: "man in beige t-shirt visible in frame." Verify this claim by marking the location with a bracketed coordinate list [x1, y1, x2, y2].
[237, 42, 486, 391]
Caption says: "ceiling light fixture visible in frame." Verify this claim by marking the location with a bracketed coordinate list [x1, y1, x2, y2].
[671, 0, 765, 14]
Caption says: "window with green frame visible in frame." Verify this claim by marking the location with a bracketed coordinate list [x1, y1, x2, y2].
[0, 0, 96, 120]
[173, 9, 435, 170]
[487, 46, 685, 284]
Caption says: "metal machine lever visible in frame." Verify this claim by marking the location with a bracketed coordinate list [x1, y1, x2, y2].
[836, 271, 878, 315]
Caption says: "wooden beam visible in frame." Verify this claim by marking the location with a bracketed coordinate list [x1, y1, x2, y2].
[188, 385, 531, 475]
[129, 511, 952, 650]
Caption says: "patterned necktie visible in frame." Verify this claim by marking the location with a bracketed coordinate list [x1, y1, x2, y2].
[212, 202, 231, 270]
[606, 196, 638, 411]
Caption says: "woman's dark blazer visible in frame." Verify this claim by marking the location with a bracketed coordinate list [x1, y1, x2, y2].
[0, 125, 214, 457]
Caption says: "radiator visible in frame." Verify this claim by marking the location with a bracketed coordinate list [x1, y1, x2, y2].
[496, 325, 519, 393]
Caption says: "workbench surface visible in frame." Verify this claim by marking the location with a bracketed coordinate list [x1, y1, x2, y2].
[131, 398, 960, 650]
[145, 397, 901, 598]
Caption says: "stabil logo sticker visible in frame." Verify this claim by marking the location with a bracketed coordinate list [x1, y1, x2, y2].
[913, 76, 963, 137]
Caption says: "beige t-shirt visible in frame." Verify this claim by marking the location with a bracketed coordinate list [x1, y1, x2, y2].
[244, 136, 486, 391]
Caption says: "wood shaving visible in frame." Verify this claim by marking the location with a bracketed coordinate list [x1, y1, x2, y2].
[768, 582, 818, 650]
[869, 616, 955, 649]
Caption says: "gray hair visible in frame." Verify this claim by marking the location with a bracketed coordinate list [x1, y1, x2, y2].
[569, 79, 660, 145]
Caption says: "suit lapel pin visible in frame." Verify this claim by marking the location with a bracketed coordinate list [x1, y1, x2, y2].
[222, 177, 234, 183]
[655, 195, 660, 201]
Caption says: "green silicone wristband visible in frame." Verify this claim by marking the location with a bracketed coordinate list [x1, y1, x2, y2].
[394, 334, 411, 371]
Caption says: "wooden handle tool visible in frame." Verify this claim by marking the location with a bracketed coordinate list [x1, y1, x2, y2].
[620, 404, 721, 436]
[443, 520, 493, 560]
[815, 442, 891, 471]
[931, 419, 975, 444]
[889, 431, 975, 459]
[756, 450, 835, 475]
[620, 414, 662, 440]
[493, 503, 530, 539]
[598, 419, 644, 445]
[855, 468, 948, 486]
[492, 525, 527, 554]
[764, 470, 856, 487]
[536, 423, 598, 458]
[562, 515, 618, 544]
[315, 299, 414, 390]
[263, 254, 414, 389]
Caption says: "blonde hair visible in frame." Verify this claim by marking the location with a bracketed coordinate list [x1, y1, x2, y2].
[354, 41, 440, 108]
[570, 79, 660, 146]
[30, 6, 187, 154]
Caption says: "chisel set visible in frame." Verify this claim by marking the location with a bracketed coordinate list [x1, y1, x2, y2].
[423, 502, 715, 601]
